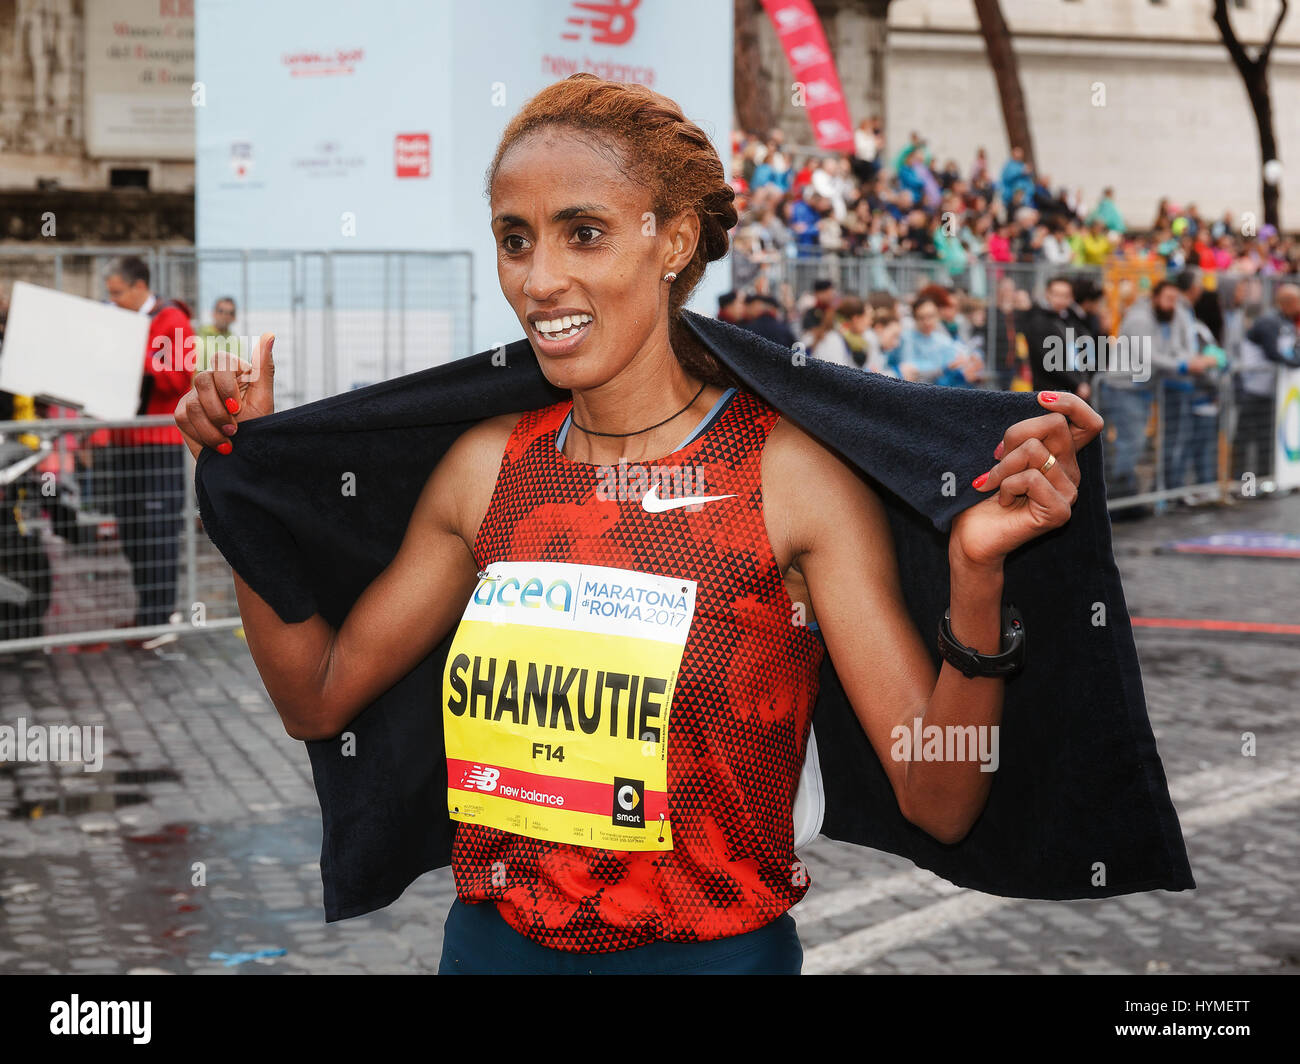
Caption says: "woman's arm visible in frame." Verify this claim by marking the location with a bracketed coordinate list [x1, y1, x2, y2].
[233, 413, 519, 741]
[765, 423, 1001, 843]
[765, 394, 1100, 844]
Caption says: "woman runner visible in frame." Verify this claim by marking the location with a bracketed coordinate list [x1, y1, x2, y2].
[175, 75, 1103, 974]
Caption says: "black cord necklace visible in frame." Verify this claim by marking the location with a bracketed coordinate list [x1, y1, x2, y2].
[569, 382, 706, 438]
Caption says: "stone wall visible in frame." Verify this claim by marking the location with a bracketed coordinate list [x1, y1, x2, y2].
[0, 0, 194, 196]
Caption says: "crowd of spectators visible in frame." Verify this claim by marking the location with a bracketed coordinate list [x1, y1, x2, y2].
[718, 123, 1300, 510]
[720, 267, 1299, 512]
[728, 122, 1300, 285]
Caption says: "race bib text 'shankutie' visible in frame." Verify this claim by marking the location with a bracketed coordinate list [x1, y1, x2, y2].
[442, 561, 697, 851]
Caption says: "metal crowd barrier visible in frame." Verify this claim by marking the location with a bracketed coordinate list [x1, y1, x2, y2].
[741, 253, 1295, 510]
[0, 246, 475, 410]
[0, 415, 239, 655]
[2, 248, 1294, 652]
[0, 379, 1286, 655]
[1091, 372, 1284, 512]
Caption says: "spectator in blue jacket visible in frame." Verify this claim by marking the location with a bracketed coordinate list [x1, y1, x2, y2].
[750, 145, 793, 193]
[999, 147, 1036, 209]
[789, 192, 825, 258]
[898, 294, 983, 387]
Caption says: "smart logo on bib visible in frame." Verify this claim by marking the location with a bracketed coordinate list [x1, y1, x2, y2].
[612, 777, 645, 828]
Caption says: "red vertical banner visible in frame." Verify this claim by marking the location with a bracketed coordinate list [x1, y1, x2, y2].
[759, 0, 854, 152]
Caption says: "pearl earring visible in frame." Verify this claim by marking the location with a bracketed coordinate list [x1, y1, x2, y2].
[663, 272, 677, 283]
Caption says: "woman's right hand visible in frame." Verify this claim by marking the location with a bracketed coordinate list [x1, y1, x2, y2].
[175, 332, 276, 461]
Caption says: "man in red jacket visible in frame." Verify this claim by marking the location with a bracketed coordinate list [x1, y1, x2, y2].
[102, 255, 195, 634]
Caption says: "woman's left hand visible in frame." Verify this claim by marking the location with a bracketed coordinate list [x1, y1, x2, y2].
[950, 391, 1105, 571]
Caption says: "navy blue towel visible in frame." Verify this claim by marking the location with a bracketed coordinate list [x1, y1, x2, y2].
[194, 309, 1195, 921]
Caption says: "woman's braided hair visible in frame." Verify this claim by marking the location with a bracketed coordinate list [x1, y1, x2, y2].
[485, 73, 740, 387]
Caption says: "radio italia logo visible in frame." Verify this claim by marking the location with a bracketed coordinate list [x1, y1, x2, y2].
[473, 572, 572, 611]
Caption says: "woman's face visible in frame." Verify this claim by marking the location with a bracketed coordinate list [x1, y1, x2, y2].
[490, 127, 697, 391]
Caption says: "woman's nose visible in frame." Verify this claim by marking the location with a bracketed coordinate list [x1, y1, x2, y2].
[522, 243, 567, 301]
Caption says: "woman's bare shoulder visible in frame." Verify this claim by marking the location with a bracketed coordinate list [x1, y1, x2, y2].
[416, 412, 528, 546]
[443, 412, 526, 479]
[763, 413, 886, 558]
[764, 413, 865, 488]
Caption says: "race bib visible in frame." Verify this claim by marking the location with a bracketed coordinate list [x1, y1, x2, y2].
[443, 561, 697, 851]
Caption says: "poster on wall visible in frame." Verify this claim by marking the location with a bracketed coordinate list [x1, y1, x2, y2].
[84, 0, 196, 159]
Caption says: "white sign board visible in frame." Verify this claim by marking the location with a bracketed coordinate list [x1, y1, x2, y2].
[0, 282, 150, 419]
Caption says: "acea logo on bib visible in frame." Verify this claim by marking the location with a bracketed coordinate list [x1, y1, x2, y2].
[473, 571, 572, 612]
[612, 777, 645, 829]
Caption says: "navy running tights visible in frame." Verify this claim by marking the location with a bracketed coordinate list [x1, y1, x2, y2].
[437, 897, 803, 975]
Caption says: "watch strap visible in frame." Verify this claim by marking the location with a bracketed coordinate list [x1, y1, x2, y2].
[937, 603, 1025, 679]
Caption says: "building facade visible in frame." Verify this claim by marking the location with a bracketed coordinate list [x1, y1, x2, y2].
[0, 0, 194, 244]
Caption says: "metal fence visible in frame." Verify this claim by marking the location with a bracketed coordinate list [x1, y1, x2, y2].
[0, 245, 474, 654]
[738, 253, 1296, 511]
[0, 246, 475, 409]
[0, 416, 237, 655]
[1, 390, 1282, 656]
[0, 249, 1292, 652]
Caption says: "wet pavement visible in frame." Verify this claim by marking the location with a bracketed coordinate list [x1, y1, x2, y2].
[2, 493, 1297, 974]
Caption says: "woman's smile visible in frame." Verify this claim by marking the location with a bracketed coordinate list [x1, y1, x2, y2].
[529, 309, 594, 355]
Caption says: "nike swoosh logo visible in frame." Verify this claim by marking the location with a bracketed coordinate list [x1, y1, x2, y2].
[641, 484, 737, 513]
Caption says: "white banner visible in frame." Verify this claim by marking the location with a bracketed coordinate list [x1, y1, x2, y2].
[0, 283, 149, 420]
[195, 0, 733, 361]
[1274, 366, 1300, 491]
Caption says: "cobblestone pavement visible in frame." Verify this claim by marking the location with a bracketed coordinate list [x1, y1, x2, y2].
[1, 494, 1297, 974]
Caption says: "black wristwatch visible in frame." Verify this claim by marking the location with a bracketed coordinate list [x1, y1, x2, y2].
[937, 603, 1026, 679]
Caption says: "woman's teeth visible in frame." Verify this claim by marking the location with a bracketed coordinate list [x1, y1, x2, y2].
[535, 314, 593, 339]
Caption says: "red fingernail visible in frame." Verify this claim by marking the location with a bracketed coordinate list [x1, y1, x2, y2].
[217, 441, 232, 455]
[972, 473, 989, 489]
[993, 442, 1004, 460]
[1040, 391, 1058, 404]
[225, 397, 240, 414]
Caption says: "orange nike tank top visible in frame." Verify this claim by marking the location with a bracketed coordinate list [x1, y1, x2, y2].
[450, 388, 824, 952]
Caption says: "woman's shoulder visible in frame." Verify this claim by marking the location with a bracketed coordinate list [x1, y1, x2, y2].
[439, 412, 521, 480]
[746, 391, 851, 480]
[440, 399, 568, 478]
[760, 404, 886, 554]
